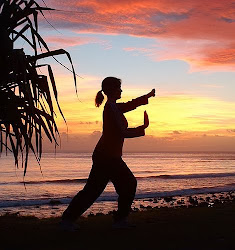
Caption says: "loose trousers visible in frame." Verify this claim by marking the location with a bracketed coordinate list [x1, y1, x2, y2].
[62, 153, 137, 221]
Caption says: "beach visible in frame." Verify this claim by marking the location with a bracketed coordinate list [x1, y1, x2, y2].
[1, 1, 235, 250]
[1, 197, 234, 250]
[1, 152, 234, 249]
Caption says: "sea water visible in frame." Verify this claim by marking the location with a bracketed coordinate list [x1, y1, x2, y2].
[0, 152, 235, 217]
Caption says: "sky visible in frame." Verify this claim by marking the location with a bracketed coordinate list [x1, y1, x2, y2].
[19, 0, 235, 152]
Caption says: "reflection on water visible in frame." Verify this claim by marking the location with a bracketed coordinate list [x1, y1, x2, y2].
[0, 152, 234, 217]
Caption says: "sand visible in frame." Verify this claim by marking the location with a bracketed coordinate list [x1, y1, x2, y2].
[1, 197, 234, 250]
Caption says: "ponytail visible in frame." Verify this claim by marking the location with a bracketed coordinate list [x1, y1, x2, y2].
[95, 90, 104, 107]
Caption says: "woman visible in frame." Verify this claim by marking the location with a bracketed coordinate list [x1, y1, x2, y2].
[61, 77, 155, 230]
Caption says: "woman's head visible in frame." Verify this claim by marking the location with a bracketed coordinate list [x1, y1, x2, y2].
[95, 77, 122, 107]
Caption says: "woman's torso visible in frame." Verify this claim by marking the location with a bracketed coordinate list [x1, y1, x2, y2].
[93, 101, 128, 158]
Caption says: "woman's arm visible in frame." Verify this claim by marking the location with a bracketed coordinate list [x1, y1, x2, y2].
[107, 103, 149, 138]
[118, 89, 155, 113]
[124, 111, 149, 138]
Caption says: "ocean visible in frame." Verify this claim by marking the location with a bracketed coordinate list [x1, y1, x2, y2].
[0, 152, 235, 218]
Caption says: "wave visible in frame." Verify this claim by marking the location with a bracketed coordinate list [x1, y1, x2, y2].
[23, 178, 88, 185]
[0, 178, 87, 185]
[1, 172, 235, 186]
[0, 184, 234, 209]
[134, 184, 235, 199]
[143, 172, 235, 180]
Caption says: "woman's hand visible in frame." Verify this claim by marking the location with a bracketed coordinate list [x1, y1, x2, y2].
[147, 89, 155, 98]
[143, 111, 149, 129]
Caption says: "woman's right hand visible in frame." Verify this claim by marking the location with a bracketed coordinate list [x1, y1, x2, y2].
[147, 89, 155, 98]
[143, 111, 149, 129]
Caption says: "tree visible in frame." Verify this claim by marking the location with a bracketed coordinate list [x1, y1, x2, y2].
[0, 0, 77, 176]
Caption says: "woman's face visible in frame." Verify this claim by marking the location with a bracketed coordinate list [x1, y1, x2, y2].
[108, 86, 122, 100]
[113, 86, 122, 100]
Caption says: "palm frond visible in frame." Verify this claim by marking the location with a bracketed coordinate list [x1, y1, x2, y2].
[0, 0, 77, 176]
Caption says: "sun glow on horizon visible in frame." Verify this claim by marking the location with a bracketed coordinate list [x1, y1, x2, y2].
[50, 75, 235, 142]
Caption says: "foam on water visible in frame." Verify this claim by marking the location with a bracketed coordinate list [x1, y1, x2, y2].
[1, 183, 234, 209]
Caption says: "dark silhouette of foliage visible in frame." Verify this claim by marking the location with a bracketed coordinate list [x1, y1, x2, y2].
[0, 0, 77, 176]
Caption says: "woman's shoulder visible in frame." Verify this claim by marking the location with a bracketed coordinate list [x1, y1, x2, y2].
[105, 101, 117, 109]
[104, 101, 120, 114]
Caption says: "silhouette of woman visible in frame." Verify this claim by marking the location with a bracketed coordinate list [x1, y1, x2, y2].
[61, 77, 155, 230]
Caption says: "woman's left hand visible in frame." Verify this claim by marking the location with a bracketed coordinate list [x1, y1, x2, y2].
[143, 111, 149, 129]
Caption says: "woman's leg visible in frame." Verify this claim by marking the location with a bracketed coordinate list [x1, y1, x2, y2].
[62, 159, 109, 221]
[110, 158, 137, 220]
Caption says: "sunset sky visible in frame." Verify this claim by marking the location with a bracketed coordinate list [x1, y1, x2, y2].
[20, 0, 235, 151]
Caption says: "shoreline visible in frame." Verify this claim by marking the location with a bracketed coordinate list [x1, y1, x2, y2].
[1, 190, 234, 219]
[1, 200, 234, 250]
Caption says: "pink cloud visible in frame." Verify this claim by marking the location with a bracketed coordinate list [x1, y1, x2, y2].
[43, 35, 111, 49]
[43, 0, 235, 69]
[201, 45, 235, 65]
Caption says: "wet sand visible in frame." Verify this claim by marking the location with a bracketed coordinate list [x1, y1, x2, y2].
[1, 191, 234, 219]
[1, 193, 234, 250]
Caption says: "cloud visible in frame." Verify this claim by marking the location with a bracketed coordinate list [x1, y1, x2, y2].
[227, 129, 235, 133]
[124, 38, 235, 71]
[78, 121, 100, 125]
[42, 131, 235, 152]
[201, 45, 235, 66]
[42, 34, 111, 51]
[44, 35, 101, 47]
[221, 17, 235, 23]
[42, 0, 235, 69]
[172, 130, 181, 135]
